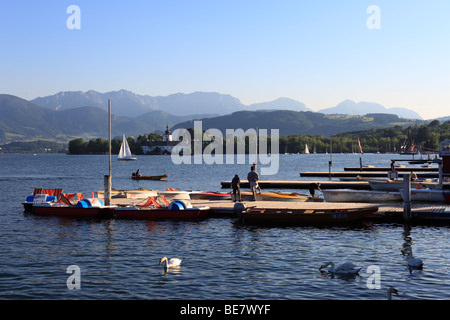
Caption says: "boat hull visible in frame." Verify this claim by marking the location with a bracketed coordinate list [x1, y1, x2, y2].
[323, 189, 402, 203]
[157, 191, 191, 201]
[239, 207, 378, 226]
[97, 189, 158, 199]
[231, 191, 323, 202]
[401, 189, 450, 203]
[369, 180, 442, 191]
[114, 207, 210, 220]
[32, 204, 115, 218]
[190, 192, 231, 200]
[131, 174, 168, 181]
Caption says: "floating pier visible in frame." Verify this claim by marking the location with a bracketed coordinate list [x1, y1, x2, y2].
[343, 166, 438, 172]
[300, 171, 439, 178]
[110, 197, 450, 222]
[220, 180, 371, 190]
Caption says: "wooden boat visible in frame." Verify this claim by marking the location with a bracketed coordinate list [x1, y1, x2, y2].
[322, 189, 402, 203]
[32, 198, 116, 218]
[97, 189, 158, 199]
[189, 191, 231, 200]
[131, 174, 168, 181]
[114, 198, 210, 220]
[237, 206, 379, 226]
[157, 190, 191, 201]
[231, 191, 323, 202]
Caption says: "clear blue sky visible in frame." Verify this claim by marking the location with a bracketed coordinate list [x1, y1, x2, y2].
[1, 0, 449, 119]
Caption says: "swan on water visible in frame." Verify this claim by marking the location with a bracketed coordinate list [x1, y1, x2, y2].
[159, 257, 182, 269]
[407, 257, 423, 269]
[319, 262, 361, 275]
[387, 287, 399, 300]
[404, 249, 423, 269]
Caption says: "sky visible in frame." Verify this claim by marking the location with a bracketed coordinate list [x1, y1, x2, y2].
[1, 0, 449, 120]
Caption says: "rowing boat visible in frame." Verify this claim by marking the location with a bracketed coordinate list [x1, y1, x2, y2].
[131, 174, 168, 181]
[231, 191, 323, 202]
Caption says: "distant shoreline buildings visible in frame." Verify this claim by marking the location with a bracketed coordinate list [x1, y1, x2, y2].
[141, 125, 179, 155]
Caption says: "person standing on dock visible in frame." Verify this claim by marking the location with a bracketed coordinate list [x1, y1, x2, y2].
[231, 174, 242, 202]
[247, 166, 261, 201]
[308, 182, 322, 198]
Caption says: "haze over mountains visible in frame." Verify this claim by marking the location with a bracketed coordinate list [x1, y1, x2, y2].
[0, 89, 436, 145]
[31, 89, 423, 119]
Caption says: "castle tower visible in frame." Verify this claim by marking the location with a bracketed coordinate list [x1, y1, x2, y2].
[163, 125, 172, 142]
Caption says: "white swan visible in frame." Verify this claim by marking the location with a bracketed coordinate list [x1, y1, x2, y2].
[159, 257, 182, 270]
[319, 261, 361, 275]
[407, 257, 423, 269]
[387, 287, 399, 300]
[404, 249, 423, 269]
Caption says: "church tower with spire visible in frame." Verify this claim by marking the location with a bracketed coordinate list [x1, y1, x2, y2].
[163, 125, 172, 142]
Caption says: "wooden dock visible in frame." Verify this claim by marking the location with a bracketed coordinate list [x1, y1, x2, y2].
[110, 197, 450, 222]
[300, 171, 438, 178]
[344, 166, 438, 172]
[220, 180, 371, 190]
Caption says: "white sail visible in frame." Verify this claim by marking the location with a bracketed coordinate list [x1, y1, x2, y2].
[118, 134, 137, 161]
[305, 144, 310, 154]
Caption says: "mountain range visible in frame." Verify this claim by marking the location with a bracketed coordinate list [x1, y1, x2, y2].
[30, 89, 423, 119]
[0, 92, 428, 145]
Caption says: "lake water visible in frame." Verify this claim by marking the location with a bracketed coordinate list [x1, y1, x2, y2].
[1, 152, 449, 302]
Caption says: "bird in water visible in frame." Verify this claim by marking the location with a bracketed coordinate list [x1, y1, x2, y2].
[403, 248, 423, 270]
[159, 257, 182, 270]
[387, 287, 399, 300]
[319, 261, 361, 275]
[407, 257, 423, 269]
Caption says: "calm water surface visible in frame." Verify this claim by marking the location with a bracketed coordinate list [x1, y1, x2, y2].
[1, 153, 449, 300]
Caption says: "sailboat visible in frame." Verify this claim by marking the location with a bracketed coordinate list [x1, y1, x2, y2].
[118, 134, 137, 161]
[305, 144, 310, 154]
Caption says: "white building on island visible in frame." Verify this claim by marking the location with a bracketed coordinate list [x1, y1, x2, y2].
[141, 125, 181, 155]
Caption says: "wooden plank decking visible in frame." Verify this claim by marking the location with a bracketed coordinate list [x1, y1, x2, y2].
[110, 197, 450, 219]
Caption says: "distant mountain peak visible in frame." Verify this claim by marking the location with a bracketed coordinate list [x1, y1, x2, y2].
[320, 100, 423, 119]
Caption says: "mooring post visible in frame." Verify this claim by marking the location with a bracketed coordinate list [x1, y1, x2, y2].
[104, 175, 111, 206]
[403, 174, 411, 221]
[104, 99, 112, 206]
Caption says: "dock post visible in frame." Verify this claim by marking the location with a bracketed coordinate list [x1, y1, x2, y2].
[403, 174, 411, 221]
[104, 99, 112, 206]
[104, 175, 112, 206]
